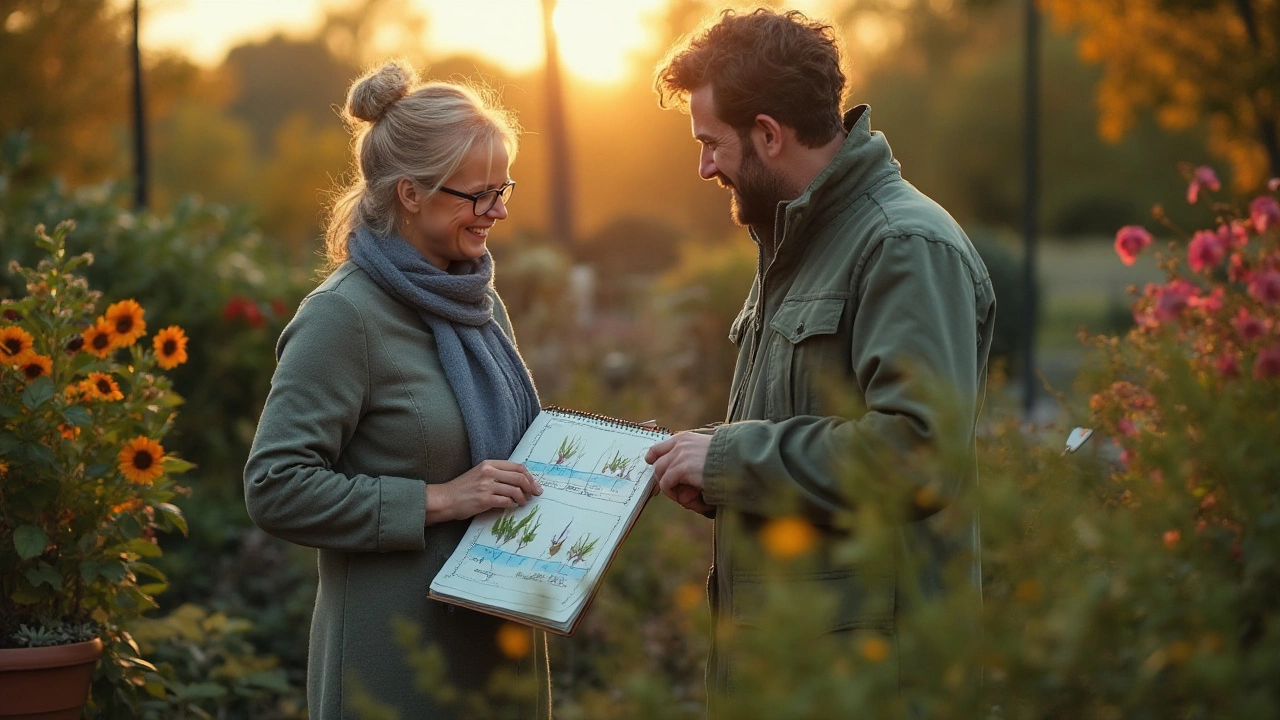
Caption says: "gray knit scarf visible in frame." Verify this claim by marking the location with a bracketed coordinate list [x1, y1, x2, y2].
[348, 225, 540, 466]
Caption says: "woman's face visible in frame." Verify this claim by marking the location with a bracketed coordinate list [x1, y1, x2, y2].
[404, 139, 511, 270]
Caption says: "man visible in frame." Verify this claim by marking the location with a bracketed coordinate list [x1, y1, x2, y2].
[644, 6, 996, 707]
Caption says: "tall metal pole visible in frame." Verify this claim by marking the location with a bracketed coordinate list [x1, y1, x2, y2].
[131, 0, 148, 210]
[541, 0, 575, 252]
[1021, 0, 1040, 418]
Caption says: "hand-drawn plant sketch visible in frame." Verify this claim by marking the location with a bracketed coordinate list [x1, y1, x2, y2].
[600, 451, 636, 480]
[548, 521, 572, 557]
[567, 533, 600, 565]
[491, 506, 540, 548]
[553, 435, 585, 465]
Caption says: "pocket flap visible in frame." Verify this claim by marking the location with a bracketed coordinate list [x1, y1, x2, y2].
[769, 296, 846, 344]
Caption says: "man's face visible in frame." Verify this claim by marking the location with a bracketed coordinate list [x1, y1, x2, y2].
[689, 86, 786, 228]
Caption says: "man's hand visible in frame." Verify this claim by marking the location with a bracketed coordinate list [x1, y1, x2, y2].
[646, 432, 714, 514]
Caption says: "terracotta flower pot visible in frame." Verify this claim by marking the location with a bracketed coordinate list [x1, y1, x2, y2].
[0, 638, 104, 719]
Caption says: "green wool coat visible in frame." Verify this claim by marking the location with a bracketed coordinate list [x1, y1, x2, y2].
[701, 106, 997, 700]
[244, 262, 551, 720]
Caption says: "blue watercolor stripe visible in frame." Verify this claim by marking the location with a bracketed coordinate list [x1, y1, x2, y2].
[469, 544, 589, 580]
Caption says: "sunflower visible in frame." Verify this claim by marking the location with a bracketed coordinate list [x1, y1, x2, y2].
[82, 318, 116, 359]
[18, 354, 52, 381]
[83, 372, 124, 401]
[118, 437, 165, 486]
[0, 325, 34, 365]
[104, 299, 146, 348]
[59, 423, 81, 440]
[152, 326, 189, 369]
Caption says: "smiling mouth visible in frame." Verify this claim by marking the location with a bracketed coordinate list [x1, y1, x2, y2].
[466, 225, 491, 238]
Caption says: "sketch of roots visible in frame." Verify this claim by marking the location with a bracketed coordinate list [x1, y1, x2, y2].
[553, 435, 585, 465]
[566, 533, 599, 566]
[491, 506, 540, 549]
[548, 521, 572, 557]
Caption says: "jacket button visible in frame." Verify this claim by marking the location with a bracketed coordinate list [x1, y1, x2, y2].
[796, 322, 805, 334]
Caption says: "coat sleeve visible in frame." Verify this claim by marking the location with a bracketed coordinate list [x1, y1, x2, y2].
[243, 290, 427, 552]
[700, 234, 991, 518]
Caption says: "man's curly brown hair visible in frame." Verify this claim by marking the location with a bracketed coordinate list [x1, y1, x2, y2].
[654, 7, 846, 148]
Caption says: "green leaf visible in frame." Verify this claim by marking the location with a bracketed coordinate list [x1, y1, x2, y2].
[24, 442, 55, 468]
[0, 403, 18, 419]
[129, 561, 167, 583]
[156, 503, 188, 535]
[161, 456, 195, 474]
[0, 431, 21, 457]
[24, 565, 61, 589]
[21, 376, 54, 409]
[85, 463, 112, 479]
[144, 681, 167, 699]
[61, 405, 92, 428]
[14, 525, 49, 559]
[79, 560, 100, 583]
[125, 538, 163, 558]
[137, 582, 168, 596]
[98, 562, 127, 584]
[241, 671, 291, 693]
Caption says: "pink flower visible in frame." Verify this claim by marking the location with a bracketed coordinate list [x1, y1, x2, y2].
[1192, 286, 1224, 313]
[1154, 280, 1199, 323]
[1187, 165, 1221, 204]
[1188, 230, 1226, 272]
[1269, 178, 1280, 192]
[1229, 253, 1251, 283]
[1114, 225, 1154, 266]
[1233, 308, 1266, 341]
[1254, 344, 1280, 380]
[1217, 352, 1241, 377]
[1249, 270, 1280, 304]
[1117, 417, 1138, 436]
[1251, 196, 1280, 233]
[1217, 221, 1249, 249]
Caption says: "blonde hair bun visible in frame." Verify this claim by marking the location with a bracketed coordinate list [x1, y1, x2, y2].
[346, 61, 419, 123]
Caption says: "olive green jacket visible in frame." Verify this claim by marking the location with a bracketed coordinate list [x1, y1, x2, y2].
[244, 262, 551, 720]
[702, 106, 996, 696]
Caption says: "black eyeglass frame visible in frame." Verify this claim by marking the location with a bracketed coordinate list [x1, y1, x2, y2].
[435, 180, 516, 216]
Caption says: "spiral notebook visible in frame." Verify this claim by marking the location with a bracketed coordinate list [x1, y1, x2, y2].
[428, 406, 670, 635]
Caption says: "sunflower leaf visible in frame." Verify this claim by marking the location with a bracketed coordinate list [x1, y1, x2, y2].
[14, 524, 49, 559]
[0, 431, 20, 457]
[25, 564, 61, 589]
[156, 502, 188, 535]
[85, 463, 112, 479]
[162, 456, 195, 474]
[0, 403, 18, 418]
[21, 376, 54, 409]
[62, 405, 93, 428]
[25, 442, 56, 468]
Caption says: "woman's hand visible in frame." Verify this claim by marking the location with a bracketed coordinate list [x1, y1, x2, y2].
[425, 460, 543, 525]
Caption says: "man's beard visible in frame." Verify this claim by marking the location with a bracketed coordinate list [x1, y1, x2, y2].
[726, 141, 787, 229]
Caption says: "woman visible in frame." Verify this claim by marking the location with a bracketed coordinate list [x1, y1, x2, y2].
[244, 61, 550, 719]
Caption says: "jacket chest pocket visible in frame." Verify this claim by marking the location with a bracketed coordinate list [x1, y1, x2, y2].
[765, 295, 847, 419]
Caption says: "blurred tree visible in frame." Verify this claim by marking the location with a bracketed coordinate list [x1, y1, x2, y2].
[222, 35, 356, 154]
[258, 113, 350, 258]
[1041, 0, 1280, 189]
[0, 0, 128, 182]
[319, 0, 429, 68]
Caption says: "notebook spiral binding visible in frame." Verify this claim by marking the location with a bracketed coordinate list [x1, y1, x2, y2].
[541, 406, 671, 436]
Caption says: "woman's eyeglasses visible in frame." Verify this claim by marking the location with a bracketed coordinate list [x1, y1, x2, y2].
[436, 180, 516, 216]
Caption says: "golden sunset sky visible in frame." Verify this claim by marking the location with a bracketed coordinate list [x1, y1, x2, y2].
[142, 0, 833, 83]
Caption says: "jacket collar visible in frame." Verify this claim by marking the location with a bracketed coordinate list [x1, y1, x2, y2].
[756, 105, 900, 270]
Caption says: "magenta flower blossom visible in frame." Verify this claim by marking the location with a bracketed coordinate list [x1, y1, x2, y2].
[1188, 230, 1226, 272]
[1114, 225, 1154, 266]
[1254, 344, 1280, 380]
[1217, 221, 1249, 249]
[1251, 196, 1280, 233]
[1249, 269, 1280, 305]
[1269, 178, 1280, 192]
[1217, 352, 1241, 378]
[1187, 165, 1221, 204]
[1233, 307, 1266, 341]
[1154, 280, 1199, 323]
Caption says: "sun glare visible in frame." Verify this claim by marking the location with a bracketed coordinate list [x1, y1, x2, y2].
[552, 0, 665, 84]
